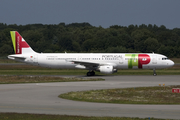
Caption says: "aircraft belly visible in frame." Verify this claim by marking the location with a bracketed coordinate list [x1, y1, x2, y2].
[117, 64, 128, 69]
[63, 62, 76, 69]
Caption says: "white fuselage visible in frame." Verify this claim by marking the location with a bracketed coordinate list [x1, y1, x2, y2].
[10, 53, 174, 70]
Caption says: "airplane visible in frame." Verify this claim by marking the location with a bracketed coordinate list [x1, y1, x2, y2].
[8, 31, 174, 76]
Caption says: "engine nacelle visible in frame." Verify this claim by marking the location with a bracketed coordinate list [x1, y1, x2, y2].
[98, 65, 117, 74]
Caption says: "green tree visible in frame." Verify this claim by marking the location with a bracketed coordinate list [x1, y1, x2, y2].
[72, 41, 81, 52]
[131, 29, 154, 52]
[0, 22, 180, 57]
[158, 45, 175, 57]
[144, 37, 159, 53]
[0, 44, 13, 55]
[106, 46, 127, 53]
[82, 39, 95, 51]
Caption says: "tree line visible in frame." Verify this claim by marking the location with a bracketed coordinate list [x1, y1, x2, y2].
[0, 22, 180, 58]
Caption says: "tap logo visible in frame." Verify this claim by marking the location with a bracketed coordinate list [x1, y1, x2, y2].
[125, 54, 150, 69]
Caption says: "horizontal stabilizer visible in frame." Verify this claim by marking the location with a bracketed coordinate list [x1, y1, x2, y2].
[8, 54, 26, 60]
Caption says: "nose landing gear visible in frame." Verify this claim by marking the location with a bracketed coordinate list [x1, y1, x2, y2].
[153, 68, 157, 76]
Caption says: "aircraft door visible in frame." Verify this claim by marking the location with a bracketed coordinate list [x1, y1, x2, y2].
[152, 55, 157, 64]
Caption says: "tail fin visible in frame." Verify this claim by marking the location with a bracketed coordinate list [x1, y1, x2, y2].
[10, 31, 36, 54]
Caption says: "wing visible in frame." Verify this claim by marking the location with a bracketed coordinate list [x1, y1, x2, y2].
[72, 60, 100, 70]
[66, 59, 117, 70]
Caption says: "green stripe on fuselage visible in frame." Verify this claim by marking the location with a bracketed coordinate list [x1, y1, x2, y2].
[10, 31, 16, 54]
[125, 54, 138, 69]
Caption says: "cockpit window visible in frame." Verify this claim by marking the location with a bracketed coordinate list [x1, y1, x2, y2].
[162, 58, 169, 60]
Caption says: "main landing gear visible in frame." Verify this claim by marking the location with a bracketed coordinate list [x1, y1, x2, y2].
[153, 68, 157, 76]
[87, 71, 95, 76]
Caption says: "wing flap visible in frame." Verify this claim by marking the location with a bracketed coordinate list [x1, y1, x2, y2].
[72, 60, 99, 66]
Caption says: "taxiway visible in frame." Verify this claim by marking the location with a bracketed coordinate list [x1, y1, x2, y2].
[0, 75, 180, 119]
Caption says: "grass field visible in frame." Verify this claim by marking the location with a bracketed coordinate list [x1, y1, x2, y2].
[59, 85, 180, 104]
[0, 113, 168, 120]
[0, 76, 104, 84]
[0, 58, 19, 63]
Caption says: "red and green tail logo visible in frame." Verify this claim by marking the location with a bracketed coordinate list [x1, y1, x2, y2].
[10, 31, 30, 54]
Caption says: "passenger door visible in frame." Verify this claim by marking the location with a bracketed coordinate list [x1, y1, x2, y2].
[152, 55, 157, 64]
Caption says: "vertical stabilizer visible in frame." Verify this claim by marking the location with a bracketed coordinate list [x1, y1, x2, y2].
[10, 31, 36, 54]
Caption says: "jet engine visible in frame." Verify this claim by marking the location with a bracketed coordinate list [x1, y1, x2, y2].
[98, 65, 117, 74]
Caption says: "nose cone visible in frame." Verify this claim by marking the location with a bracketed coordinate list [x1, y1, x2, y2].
[168, 60, 174, 67]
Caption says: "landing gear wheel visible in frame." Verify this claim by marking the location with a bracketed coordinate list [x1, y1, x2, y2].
[92, 71, 95, 76]
[87, 72, 91, 76]
[153, 73, 157, 76]
[86, 71, 95, 76]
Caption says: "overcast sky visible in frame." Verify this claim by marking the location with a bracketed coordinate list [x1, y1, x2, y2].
[1, 0, 180, 29]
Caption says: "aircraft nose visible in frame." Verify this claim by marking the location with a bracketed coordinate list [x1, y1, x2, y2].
[168, 60, 174, 67]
